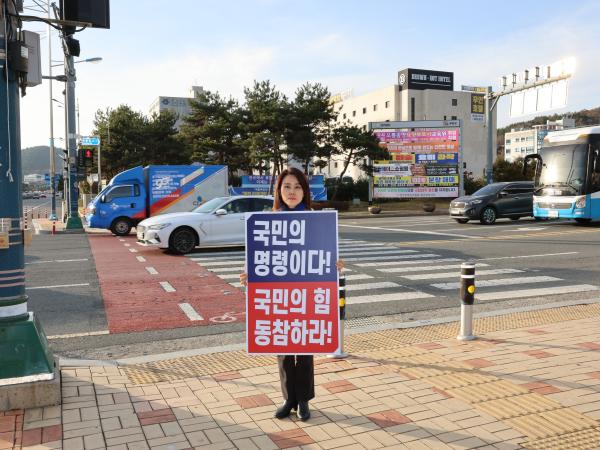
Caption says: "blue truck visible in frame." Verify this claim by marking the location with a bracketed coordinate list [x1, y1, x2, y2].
[85, 165, 229, 235]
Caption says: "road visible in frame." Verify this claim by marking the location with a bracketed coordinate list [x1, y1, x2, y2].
[24, 213, 600, 360]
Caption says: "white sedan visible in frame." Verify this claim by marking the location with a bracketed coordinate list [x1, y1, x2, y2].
[136, 195, 274, 254]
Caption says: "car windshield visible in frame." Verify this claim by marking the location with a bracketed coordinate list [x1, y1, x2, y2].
[193, 197, 228, 213]
[472, 184, 503, 196]
[537, 144, 588, 194]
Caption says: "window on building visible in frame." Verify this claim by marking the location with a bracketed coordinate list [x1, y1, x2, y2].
[451, 116, 457, 120]
[334, 162, 338, 169]
[362, 107, 366, 114]
[363, 125, 366, 131]
[506, 149, 511, 154]
[410, 97, 415, 121]
[506, 139, 511, 144]
[452, 99, 458, 106]
[373, 104, 377, 112]
[343, 113, 346, 119]
[443, 115, 447, 120]
[352, 110, 356, 117]
[385, 101, 390, 108]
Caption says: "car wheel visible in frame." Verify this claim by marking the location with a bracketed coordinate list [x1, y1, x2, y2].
[510, 217, 520, 221]
[480, 207, 497, 225]
[169, 227, 197, 254]
[111, 218, 132, 236]
[575, 218, 592, 225]
[454, 219, 469, 224]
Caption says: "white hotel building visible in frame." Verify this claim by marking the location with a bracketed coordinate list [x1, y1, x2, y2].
[323, 68, 496, 180]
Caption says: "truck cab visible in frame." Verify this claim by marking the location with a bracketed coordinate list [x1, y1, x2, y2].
[86, 166, 148, 235]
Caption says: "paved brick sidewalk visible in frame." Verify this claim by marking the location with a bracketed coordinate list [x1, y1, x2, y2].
[3, 304, 600, 449]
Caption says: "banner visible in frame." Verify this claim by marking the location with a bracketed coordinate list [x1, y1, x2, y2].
[373, 128, 460, 198]
[235, 175, 327, 201]
[245, 211, 339, 355]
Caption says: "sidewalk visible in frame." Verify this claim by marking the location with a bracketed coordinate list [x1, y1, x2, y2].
[3, 303, 600, 449]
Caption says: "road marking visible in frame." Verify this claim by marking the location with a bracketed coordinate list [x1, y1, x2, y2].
[402, 268, 523, 280]
[431, 276, 561, 290]
[47, 330, 109, 340]
[477, 252, 578, 261]
[360, 258, 462, 268]
[199, 260, 245, 267]
[25, 258, 88, 265]
[26, 283, 90, 290]
[349, 291, 434, 304]
[209, 266, 245, 273]
[129, 248, 138, 253]
[118, 239, 125, 242]
[124, 244, 131, 247]
[514, 227, 546, 231]
[188, 250, 245, 258]
[218, 273, 240, 280]
[344, 274, 374, 281]
[159, 281, 176, 292]
[340, 223, 473, 238]
[146, 266, 158, 275]
[191, 255, 244, 262]
[136, 256, 146, 262]
[340, 249, 420, 257]
[379, 263, 490, 273]
[346, 281, 399, 291]
[477, 284, 599, 301]
[179, 303, 204, 321]
[344, 253, 440, 262]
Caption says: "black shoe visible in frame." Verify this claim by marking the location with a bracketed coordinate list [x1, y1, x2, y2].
[297, 401, 310, 421]
[274, 400, 297, 419]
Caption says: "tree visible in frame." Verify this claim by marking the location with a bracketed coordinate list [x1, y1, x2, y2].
[330, 124, 389, 200]
[92, 105, 190, 179]
[178, 90, 248, 177]
[493, 156, 534, 182]
[285, 83, 336, 173]
[243, 81, 290, 183]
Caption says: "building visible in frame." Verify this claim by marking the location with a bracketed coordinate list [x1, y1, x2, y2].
[504, 118, 575, 162]
[149, 86, 205, 129]
[324, 68, 496, 181]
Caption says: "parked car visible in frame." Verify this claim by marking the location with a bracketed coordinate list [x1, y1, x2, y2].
[137, 195, 274, 254]
[449, 181, 534, 225]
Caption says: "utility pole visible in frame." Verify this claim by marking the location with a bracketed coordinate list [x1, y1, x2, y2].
[0, 0, 58, 409]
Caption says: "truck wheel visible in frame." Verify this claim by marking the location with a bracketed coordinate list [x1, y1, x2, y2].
[111, 218, 132, 236]
[169, 227, 197, 254]
[480, 207, 497, 225]
[575, 218, 592, 225]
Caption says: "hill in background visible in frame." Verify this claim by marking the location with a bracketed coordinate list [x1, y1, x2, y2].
[498, 106, 600, 144]
[21, 146, 64, 175]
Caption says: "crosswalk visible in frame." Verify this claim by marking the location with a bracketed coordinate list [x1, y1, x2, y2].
[187, 239, 599, 305]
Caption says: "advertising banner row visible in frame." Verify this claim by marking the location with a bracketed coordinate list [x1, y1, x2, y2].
[373, 127, 461, 198]
[230, 175, 327, 201]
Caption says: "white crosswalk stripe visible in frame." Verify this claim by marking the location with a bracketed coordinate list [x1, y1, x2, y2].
[378, 262, 487, 272]
[431, 276, 561, 290]
[185, 238, 599, 307]
[402, 268, 522, 280]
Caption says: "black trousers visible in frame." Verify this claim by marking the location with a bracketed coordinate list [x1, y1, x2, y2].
[277, 355, 315, 403]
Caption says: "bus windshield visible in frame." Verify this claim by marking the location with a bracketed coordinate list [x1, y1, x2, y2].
[537, 144, 588, 195]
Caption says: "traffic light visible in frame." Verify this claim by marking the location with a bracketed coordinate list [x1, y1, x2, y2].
[83, 148, 94, 167]
[77, 147, 85, 169]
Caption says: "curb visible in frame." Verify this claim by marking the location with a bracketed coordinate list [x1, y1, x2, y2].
[59, 296, 600, 368]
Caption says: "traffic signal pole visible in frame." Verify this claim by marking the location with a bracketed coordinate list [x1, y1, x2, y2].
[64, 52, 82, 229]
[0, 0, 58, 410]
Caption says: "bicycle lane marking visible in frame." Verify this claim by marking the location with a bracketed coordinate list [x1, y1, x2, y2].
[88, 234, 246, 333]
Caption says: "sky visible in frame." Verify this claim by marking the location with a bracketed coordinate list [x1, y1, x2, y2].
[18, 0, 600, 149]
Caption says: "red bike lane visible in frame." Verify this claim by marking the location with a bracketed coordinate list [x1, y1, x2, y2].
[88, 234, 246, 334]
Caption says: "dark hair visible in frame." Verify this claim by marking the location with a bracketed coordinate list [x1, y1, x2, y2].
[273, 167, 311, 211]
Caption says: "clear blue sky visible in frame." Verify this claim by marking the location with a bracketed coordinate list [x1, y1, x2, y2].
[20, 0, 600, 148]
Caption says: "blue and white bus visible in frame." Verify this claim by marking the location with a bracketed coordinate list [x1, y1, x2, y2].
[523, 126, 600, 224]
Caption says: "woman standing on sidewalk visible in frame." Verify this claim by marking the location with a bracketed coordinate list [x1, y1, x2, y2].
[240, 167, 344, 422]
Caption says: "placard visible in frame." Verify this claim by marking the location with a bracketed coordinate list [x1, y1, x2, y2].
[245, 211, 339, 355]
